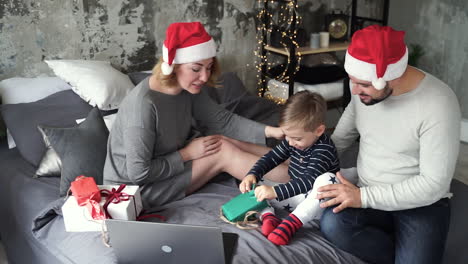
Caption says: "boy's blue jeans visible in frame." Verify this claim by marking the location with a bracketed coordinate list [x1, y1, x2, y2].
[320, 198, 450, 264]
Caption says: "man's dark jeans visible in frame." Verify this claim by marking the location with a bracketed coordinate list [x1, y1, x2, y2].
[320, 198, 450, 264]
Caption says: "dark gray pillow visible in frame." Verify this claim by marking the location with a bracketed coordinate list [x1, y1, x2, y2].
[35, 111, 117, 178]
[0, 90, 93, 166]
[127, 71, 151, 86]
[203, 72, 281, 125]
[39, 107, 109, 196]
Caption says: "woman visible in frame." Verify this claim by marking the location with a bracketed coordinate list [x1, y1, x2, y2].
[103, 22, 288, 208]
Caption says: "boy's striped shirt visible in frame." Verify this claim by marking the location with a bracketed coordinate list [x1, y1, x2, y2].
[248, 134, 339, 201]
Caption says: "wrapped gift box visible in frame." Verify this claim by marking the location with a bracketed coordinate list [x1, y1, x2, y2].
[62, 185, 143, 232]
[266, 78, 344, 103]
[222, 190, 268, 222]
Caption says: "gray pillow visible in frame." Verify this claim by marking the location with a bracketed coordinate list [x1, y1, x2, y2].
[39, 107, 109, 196]
[0, 90, 93, 166]
[34, 112, 118, 178]
[0, 77, 72, 148]
[127, 71, 151, 86]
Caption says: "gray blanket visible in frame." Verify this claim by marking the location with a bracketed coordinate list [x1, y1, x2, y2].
[3, 140, 467, 264]
[30, 175, 363, 264]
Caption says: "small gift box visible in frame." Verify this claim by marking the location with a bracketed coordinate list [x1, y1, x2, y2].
[70, 176, 101, 205]
[265, 79, 304, 102]
[221, 189, 268, 222]
[62, 185, 143, 232]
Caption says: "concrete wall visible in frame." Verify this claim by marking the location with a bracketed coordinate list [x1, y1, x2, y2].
[0, 0, 390, 95]
[0, 0, 261, 91]
[389, 0, 468, 122]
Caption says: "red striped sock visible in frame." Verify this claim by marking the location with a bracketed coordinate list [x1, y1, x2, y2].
[267, 214, 303, 245]
[261, 213, 281, 236]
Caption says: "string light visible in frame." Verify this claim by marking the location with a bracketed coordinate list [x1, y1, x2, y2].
[254, 0, 303, 102]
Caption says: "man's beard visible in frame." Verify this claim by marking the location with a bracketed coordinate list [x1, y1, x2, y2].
[360, 87, 393, 106]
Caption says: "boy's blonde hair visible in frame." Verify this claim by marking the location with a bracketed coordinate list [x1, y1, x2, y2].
[279, 91, 327, 132]
[152, 57, 221, 88]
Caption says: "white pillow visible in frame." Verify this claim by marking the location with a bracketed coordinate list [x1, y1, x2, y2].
[0, 76, 72, 149]
[0, 76, 72, 104]
[45, 60, 134, 110]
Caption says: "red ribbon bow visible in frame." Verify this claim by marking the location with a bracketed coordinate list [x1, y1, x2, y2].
[85, 196, 106, 220]
[86, 184, 166, 222]
[100, 184, 131, 219]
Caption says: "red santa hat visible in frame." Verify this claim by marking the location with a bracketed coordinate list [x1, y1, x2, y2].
[344, 25, 408, 90]
[161, 22, 216, 75]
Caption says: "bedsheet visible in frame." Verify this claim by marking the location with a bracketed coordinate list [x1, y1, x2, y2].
[0, 141, 364, 264]
[3, 139, 467, 264]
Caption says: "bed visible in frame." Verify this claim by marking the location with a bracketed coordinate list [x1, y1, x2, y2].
[1, 60, 467, 264]
[0, 142, 367, 264]
[0, 62, 365, 264]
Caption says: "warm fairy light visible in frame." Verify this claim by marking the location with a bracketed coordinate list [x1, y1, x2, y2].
[254, 0, 302, 98]
[265, 94, 287, 104]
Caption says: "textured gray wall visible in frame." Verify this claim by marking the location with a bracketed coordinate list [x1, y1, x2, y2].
[389, 0, 468, 119]
[0, 0, 260, 91]
[0, 0, 397, 96]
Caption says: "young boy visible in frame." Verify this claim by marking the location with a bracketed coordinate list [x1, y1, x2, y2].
[239, 90, 340, 245]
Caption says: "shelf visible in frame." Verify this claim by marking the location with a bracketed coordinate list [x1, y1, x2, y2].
[265, 42, 349, 57]
[258, 0, 388, 97]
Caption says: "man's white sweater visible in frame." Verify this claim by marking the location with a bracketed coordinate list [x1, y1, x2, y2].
[332, 71, 461, 211]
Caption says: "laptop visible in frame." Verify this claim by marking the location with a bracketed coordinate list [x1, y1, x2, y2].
[106, 219, 238, 264]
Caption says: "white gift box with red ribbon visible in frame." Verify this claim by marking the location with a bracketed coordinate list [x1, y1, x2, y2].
[62, 185, 143, 232]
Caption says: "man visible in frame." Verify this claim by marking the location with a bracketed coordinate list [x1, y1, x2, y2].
[318, 25, 461, 264]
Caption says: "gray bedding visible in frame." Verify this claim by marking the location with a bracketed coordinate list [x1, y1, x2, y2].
[0, 142, 364, 264]
[1, 136, 467, 264]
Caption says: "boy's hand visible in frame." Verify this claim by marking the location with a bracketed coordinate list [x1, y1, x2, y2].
[254, 185, 277, 201]
[239, 174, 257, 193]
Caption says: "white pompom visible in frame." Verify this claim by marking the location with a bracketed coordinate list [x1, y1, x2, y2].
[161, 62, 174, 75]
[372, 78, 386, 90]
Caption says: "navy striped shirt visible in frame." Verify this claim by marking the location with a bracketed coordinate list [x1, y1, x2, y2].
[248, 134, 339, 201]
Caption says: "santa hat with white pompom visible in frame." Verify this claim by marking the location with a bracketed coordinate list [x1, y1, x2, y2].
[344, 25, 408, 90]
[161, 22, 217, 75]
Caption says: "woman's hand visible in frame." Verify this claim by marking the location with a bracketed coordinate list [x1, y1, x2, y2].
[265, 126, 284, 140]
[179, 135, 221, 161]
[239, 174, 257, 193]
[254, 185, 277, 201]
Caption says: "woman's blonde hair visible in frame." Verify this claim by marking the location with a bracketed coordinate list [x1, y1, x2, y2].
[279, 91, 327, 132]
[152, 57, 221, 88]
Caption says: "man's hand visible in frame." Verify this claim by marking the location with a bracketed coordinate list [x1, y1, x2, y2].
[265, 126, 284, 140]
[239, 174, 257, 193]
[317, 171, 362, 213]
[254, 185, 277, 201]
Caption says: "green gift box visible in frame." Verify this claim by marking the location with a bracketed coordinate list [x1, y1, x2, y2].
[221, 189, 268, 222]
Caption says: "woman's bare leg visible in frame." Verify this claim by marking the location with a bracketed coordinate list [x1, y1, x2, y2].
[221, 136, 272, 157]
[222, 136, 290, 168]
[187, 138, 289, 194]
